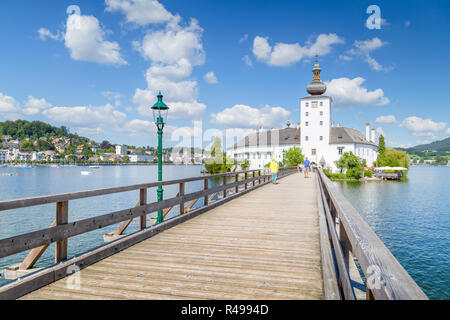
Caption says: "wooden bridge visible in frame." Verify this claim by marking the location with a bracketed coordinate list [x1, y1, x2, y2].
[0, 168, 427, 300]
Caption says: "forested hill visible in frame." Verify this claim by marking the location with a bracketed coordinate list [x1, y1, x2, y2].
[0, 120, 85, 141]
[410, 137, 450, 151]
[397, 137, 450, 153]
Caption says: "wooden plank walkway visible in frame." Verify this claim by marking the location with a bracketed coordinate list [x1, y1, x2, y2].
[20, 172, 323, 300]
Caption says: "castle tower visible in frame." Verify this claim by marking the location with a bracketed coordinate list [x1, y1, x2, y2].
[300, 57, 332, 165]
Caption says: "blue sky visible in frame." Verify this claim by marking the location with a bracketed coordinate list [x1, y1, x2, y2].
[0, 0, 449, 149]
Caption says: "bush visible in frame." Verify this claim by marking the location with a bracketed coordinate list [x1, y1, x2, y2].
[364, 169, 373, 178]
[346, 167, 362, 179]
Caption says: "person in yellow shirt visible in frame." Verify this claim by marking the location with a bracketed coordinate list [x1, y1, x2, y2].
[269, 158, 279, 184]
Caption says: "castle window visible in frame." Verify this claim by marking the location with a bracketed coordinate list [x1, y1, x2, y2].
[305, 102, 309, 107]
[305, 122, 309, 126]
[311, 101, 318, 108]
[320, 111, 323, 116]
[320, 136, 323, 141]
[312, 149, 317, 156]
[305, 136, 309, 141]
[306, 112, 309, 117]
[338, 147, 344, 155]
[320, 102, 323, 106]
[320, 121, 323, 126]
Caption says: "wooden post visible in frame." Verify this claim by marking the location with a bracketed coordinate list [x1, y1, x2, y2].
[235, 174, 239, 194]
[179, 182, 185, 215]
[223, 176, 227, 198]
[339, 218, 350, 267]
[253, 171, 256, 187]
[55, 200, 68, 263]
[204, 178, 208, 206]
[258, 170, 261, 184]
[244, 172, 248, 190]
[366, 287, 375, 300]
[139, 188, 147, 230]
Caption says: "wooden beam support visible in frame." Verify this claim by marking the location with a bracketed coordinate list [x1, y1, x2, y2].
[19, 220, 56, 270]
[203, 178, 208, 206]
[179, 183, 185, 215]
[55, 201, 68, 263]
[139, 188, 147, 230]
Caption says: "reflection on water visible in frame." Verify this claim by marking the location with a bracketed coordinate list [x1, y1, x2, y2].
[333, 166, 450, 300]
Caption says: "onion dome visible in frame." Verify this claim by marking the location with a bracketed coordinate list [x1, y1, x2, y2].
[306, 56, 327, 96]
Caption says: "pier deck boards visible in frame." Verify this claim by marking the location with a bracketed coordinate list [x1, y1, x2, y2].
[20, 173, 323, 300]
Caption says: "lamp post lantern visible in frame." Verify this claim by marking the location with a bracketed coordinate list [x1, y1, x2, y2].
[152, 91, 169, 224]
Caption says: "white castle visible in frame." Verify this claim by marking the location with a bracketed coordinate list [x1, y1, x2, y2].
[227, 58, 379, 172]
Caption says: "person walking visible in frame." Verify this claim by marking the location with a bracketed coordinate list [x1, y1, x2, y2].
[269, 158, 279, 184]
[304, 157, 311, 178]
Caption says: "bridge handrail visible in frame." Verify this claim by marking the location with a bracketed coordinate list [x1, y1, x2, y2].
[0, 169, 269, 211]
[0, 167, 296, 262]
[316, 168, 428, 300]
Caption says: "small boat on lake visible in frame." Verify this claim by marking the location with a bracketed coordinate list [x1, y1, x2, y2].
[81, 171, 94, 175]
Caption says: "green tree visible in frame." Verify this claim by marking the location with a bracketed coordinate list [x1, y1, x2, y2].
[205, 137, 235, 173]
[285, 146, 304, 167]
[335, 152, 365, 179]
[378, 148, 410, 170]
[20, 140, 34, 150]
[122, 155, 130, 163]
[376, 134, 386, 165]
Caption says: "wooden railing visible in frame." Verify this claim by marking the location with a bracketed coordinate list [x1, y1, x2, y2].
[0, 167, 295, 299]
[316, 168, 428, 300]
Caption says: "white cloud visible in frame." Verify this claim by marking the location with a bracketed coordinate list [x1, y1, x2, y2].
[23, 96, 52, 115]
[243, 55, 253, 67]
[252, 33, 344, 67]
[405, 20, 411, 28]
[121, 119, 156, 136]
[37, 28, 63, 41]
[105, 0, 176, 26]
[43, 104, 126, 128]
[204, 72, 218, 84]
[134, 19, 204, 66]
[39, 8, 128, 65]
[239, 34, 248, 43]
[0, 93, 21, 114]
[0, 92, 21, 119]
[325, 77, 390, 107]
[401, 116, 447, 138]
[446, 128, 450, 136]
[132, 13, 207, 120]
[211, 104, 291, 128]
[375, 115, 396, 124]
[345, 37, 390, 72]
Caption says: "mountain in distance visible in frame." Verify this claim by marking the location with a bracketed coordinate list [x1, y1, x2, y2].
[401, 137, 450, 152]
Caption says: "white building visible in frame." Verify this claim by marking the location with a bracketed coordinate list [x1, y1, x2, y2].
[115, 145, 126, 155]
[0, 150, 8, 162]
[129, 154, 154, 163]
[227, 59, 378, 172]
[31, 152, 44, 161]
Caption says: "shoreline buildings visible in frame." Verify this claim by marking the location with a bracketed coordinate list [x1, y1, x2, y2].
[227, 59, 378, 172]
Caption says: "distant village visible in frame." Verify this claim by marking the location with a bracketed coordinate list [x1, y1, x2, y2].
[0, 134, 205, 165]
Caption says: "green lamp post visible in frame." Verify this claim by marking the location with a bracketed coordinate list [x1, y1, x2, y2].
[152, 91, 169, 224]
[282, 149, 286, 167]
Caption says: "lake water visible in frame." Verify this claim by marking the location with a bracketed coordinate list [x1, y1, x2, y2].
[0, 165, 448, 299]
[0, 164, 222, 288]
[332, 166, 449, 300]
